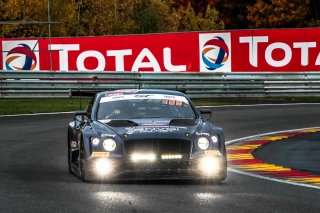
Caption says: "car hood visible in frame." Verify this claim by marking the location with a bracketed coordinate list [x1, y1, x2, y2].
[93, 118, 202, 140]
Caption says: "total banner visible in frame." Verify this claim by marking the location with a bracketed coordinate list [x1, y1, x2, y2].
[1, 28, 320, 72]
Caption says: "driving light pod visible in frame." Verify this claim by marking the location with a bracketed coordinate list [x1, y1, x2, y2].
[91, 137, 100, 146]
[103, 138, 117, 151]
[198, 156, 221, 176]
[211, 135, 219, 143]
[95, 158, 113, 176]
[131, 153, 156, 162]
[161, 154, 183, 160]
[198, 137, 210, 150]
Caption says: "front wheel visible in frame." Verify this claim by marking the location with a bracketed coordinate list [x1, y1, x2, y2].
[80, 161, 96, 182]
[79, 138, 93, 182]
[216, 161, 227, 182]
[67, 137, 72, 174]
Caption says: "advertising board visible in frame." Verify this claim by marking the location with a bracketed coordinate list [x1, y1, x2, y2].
[1, 28, 320, 72]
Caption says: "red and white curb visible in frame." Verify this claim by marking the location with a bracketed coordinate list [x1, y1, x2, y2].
[227, 127, 320, 189]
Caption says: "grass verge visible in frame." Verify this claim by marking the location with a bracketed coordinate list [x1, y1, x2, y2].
[192, 97, 320, 106]
[0, 98, 90, 115]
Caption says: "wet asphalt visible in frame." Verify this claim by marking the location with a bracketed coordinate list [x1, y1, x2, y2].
[1, 104, 320, 212]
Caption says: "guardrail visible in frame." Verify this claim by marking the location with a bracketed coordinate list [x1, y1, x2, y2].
[1, 71, 320, 98]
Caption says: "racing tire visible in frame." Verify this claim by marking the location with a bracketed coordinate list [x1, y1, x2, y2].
[79, 137, 94, 182]
[79, 138, 86, 181]
[67, 136, 72, 174]
[216, 160, 228, 182]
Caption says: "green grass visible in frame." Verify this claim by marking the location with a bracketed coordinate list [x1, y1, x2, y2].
[192, 97, 320, 106]
[0, 98, 90, 115]
[1, 97, 320, 115]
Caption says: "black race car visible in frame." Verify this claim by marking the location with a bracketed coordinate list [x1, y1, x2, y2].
[67, 89, 227, 182]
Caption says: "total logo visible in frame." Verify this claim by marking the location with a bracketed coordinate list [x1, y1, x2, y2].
[199, 33, 231, 72]
[2, 40, 39, 70]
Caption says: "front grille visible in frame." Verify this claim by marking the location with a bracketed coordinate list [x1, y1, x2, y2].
[123, 139, 191, 156]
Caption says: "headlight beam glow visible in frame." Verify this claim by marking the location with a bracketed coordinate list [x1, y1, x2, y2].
[198, 156, 221, 176]
[95, 159, 113, 176]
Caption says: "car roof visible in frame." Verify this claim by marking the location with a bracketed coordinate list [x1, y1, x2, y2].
[97, 89, 186, 98]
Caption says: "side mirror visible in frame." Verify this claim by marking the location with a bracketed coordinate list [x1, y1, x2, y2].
[200, 109, 212, 120]
[74, 110, 88, 122]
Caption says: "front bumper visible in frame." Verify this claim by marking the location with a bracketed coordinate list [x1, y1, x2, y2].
[83, 154, 227, 180]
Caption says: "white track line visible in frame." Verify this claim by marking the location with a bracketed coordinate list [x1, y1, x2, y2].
[200, 103, 320, 108]
[0, 111, 74, 118]
[228, 167, 320, 190]
[226, 127, 320, 190]
[226, 126, 320, 146]
[2, 103, 320, 118]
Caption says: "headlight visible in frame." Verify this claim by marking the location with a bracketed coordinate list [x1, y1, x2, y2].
[211, 135, 219, 143]
[103, 138, 117, 151]
[198, 137, 210, 150]
[91, 137, 100, 146]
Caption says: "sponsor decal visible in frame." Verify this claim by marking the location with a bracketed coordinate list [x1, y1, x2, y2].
[105, 93, 123, 97]
[100, 94, 188, 104]
[48, 44, 187, 72]
[204, 150, 221, 156]
[141, 120, 170, 126]
[101, 134, 116, 138]
[235, 28, 320, 72]
[126, 126, 187, 135]
[196, 132, 210, 136]
[2, 40, 39, 70]
[91, 152, 110, 157]
[114, 89, 139, 93]
[199, 33, 231, 72]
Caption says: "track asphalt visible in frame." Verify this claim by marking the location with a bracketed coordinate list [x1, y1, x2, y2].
[1, 104, 320, 212]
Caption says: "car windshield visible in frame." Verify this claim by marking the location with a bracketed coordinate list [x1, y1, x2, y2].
[96, 93, 196, 120]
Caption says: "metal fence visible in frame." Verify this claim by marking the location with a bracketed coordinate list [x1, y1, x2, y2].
[1, 71, 320, 98]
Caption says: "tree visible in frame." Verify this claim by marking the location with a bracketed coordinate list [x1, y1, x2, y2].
[51, 0, 78, 37]
[177, 3, 200, 31]
[76, 0, 116, 36]
[171, 0, 254, 29]
[0, 0, 48, 37]
[132, 0, 179, 33]
[247, 0, 310, 28]
[213, 0, 255, 29]
[199, 6, 224, 31]
[0, 0, 78, 37]
[306, 0, 320, 27]
[177, 3, 224, 31]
